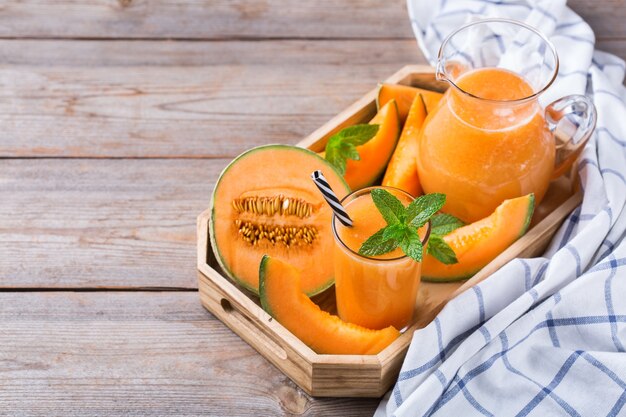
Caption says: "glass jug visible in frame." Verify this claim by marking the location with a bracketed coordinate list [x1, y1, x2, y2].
[416, 18, 596, 222]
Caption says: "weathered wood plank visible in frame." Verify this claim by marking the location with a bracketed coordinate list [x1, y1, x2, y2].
[0, 0, 413, 39]
[0, 36, 621, 70]
[0, 159, 228, 289]
[0, 63, 417, 158]
[0, 291, 379, 416]
[597, 39, 626, 60]
[569, 0, 626, 39]
[0, 0, 622, 40]
[0, 38, 421, 67]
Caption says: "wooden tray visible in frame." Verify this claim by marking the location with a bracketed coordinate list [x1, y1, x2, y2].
[197, 65, 582, 398]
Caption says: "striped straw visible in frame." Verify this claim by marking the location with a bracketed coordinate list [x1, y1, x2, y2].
[310, 170, 353, 227]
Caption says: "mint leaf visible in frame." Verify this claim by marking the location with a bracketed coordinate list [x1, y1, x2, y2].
[399, 227, 423, 262]
[359, 190, 452, 263]
[371, 188, 406, 225]
[427, 235, 458, 264]
[359, 227, 398, 257]
[335, 124, 380, 146]
[425, 213, 461, 264]
[430, 213, 464, 236]
[340, 142, 360, 161]
[382, 223, 407, 241]
[407, 193, 446, 227]
[324, 124, 379, 175]
[324, 136, 347, 175]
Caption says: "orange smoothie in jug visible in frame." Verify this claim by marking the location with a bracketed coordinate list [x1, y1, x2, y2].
[417, 67, 555, 223]
[333, 188, 427, 330]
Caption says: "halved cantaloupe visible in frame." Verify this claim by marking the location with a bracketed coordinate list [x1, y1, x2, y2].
[382, 94, 427, 196]
[377, 83, 443, 122]
[210, 145, 350, 295]
[423, 194, 535, 282]
[259, 256, 400, 355]
[342, 100, 401, 190]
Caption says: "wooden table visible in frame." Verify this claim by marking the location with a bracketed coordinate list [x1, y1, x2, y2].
[1, 1, 623, 415]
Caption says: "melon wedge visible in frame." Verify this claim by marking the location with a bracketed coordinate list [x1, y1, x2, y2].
[210, 145, 350, 296]
[259, 256, 400, 355]
[342, 100, 401, 190]
[382, 93, 427, 196]
[423, 194, 535, 282]
[377, 83, 443, 122]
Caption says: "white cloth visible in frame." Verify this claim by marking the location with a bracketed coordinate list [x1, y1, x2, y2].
[376, 1, 626, 416]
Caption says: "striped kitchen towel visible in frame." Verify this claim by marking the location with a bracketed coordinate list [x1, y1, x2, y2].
[376, 0, 626, 416]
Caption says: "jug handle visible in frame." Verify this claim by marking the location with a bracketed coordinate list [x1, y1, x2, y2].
[546, 94, 597, 180]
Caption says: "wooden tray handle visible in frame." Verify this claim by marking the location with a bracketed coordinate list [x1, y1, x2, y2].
[218, 296, 288, 361]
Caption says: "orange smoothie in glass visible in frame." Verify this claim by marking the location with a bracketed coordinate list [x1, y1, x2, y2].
[417, 67, 555, 223]
[333, 187, 428, 330]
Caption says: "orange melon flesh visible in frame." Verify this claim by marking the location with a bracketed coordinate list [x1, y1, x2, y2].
[382, 94, 427, 196]
[343, 100, 401, 190]
[423, 194, 535, 282]
[259, 256, 400, 355]
[377, 83, 443, 121]
[210, 145, 350, 295]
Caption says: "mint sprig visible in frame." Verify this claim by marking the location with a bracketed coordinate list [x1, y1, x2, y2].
[358, 189, 444, 262]
[324, 124, 379, 175]
[357, 189, 463, 264]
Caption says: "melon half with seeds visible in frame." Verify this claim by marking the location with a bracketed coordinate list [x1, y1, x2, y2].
[209, 144, 350, 296]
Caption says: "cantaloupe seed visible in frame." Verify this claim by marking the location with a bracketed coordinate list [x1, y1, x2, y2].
[231, 195, 313, 218]
[234, 220, 318, 247]
[232, 193, 318, 247]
